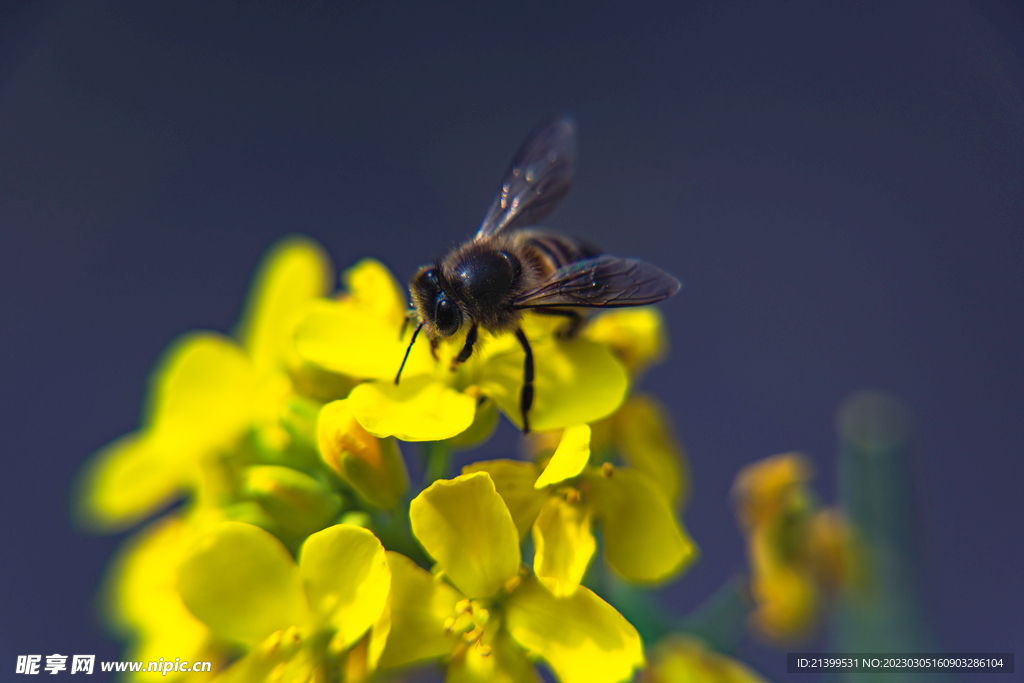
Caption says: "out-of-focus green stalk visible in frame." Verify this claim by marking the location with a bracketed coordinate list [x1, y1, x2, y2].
[675, 577, 749, 654]
[422, 440, 452, 485]
[829, 391, 954, 683]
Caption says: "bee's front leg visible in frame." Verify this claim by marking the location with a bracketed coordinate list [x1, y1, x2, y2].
[514, 327, 534, 434]
[450, 323, 478, 370]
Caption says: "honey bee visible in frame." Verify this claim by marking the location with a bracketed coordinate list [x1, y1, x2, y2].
[396, 115, 680, 433]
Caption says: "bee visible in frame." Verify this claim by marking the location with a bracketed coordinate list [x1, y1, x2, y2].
[395, 115, 680, 433]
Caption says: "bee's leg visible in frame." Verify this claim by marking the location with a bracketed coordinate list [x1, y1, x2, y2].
[514, 327, 534, 434]
[429, 336, 440, 362]
[450, 323, 479, 370]
[531, 307, 583, 339]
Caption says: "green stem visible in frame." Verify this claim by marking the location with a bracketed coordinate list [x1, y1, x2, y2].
[675, 577, 750, 654]
[423, 440, 452, 485]
[828, 391, 954, 683]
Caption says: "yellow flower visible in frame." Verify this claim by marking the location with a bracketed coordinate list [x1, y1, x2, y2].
[316, 398, 409, 510]
[731, 453, 858, 642]
[104, 516, 221, 682]
[533, 308, 689, 509]
[466, 424, 697, 596]
[176, 521, 391, 682]
[295, 261, 630, 441]
[584, 307, 669, 377]
[639, 635, 773, 683]
[77, 237, 333, 531]
[378, 472, 645, 683]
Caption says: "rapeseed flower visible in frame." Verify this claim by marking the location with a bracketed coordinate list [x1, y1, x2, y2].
[533, 308, 690, 509]
[104, 515, 221, 681]
[175, 521, 391, 682]
[378, 471, 645, 683]
[77, 237, 334, 531]
[466, 423, 697, 596]
[77, 236, 738, 683]
[732, 453, 858, 642]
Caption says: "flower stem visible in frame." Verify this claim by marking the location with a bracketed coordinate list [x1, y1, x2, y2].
[829, 391, 952, 682]
[423, 441, 452, 485]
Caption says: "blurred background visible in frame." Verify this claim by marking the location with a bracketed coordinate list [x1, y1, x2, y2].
[1, 1, 1021, 680]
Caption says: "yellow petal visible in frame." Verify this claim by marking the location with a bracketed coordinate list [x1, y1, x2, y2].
[462, 460, 546, 540]
[377, 552, 462, 669]
[410, 472, 520, 598]
[534, 423, 591, 489]
[235, 236, 333, 372]
[611, 395, 688, 508]
[318, 399, 410, 508]
[299, 525, 391, 649]
[80, 334, 258, 531]
[149, 332, 257, 444]
[584, 307, 667, 375]
[348, 376, 476, 442]
[177, 522, 311, 646]
[447, 632, 542, 683]
[807, 509, 860, 591]
[342, 258, 408, 328]
[478, 337, 628, 432]
[366, 588, 392, 673]
[76, 432, 186, 532]
[585, 468, 697, 583]
[532, 496, 595, 596]
[732, 453, 812, 530]
[106, 517, 212, 659]
[749, 562, 819, 642]
[294, 298, 432, 380]
[505, 576, 644, 683]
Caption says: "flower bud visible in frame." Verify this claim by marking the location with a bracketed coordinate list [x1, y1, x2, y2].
[318, 399, 409, 509]
[242, 465, 342, 537]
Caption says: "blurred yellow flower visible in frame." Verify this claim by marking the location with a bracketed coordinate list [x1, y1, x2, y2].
[77, 237, 333, 531]
[378, 472, 645, 683]
[732, 453, 858, 642]
[176, 521, 391, 682]
[104, 516, 221, 682]
[584, 307, 669, 376]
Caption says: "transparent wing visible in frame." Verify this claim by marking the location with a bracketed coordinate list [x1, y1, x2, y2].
[514, 255, 682, 308]
[475, 115, 578, 240]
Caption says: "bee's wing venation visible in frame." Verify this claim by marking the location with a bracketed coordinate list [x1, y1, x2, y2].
[475, 115, 578, 240]
[514, 255, 681, 308]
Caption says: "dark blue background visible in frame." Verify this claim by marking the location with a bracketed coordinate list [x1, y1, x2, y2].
[1, 1, 1021, 681]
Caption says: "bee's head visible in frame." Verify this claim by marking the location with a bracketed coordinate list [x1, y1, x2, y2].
[410, 265, 463, 337]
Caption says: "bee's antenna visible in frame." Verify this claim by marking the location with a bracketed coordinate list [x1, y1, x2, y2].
[395, 322, 423, 385]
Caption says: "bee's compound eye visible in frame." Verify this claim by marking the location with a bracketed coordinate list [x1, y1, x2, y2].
[434, 297, 462, 337]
